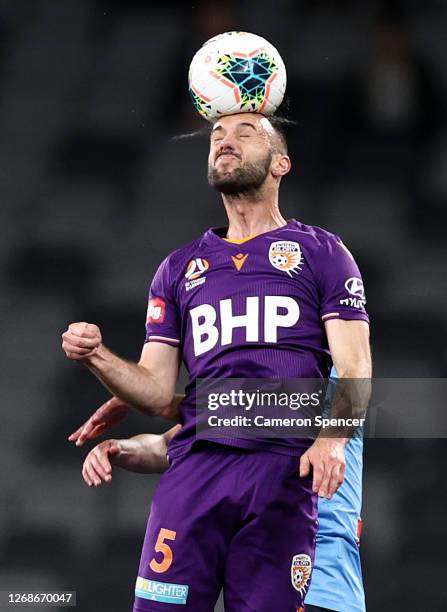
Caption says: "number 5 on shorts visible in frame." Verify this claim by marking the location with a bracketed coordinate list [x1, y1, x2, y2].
[149, 528, 177, 573]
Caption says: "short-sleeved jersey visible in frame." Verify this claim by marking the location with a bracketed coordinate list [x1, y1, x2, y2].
[145, 219, 369, 458]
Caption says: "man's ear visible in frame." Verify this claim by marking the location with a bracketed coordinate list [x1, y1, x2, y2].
[271, 154, 291, 178]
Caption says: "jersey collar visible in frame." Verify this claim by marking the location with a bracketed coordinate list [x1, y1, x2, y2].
[205, 219, 298, 246]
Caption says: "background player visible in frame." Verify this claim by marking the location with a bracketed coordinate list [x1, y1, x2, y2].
[62, 112, 371, 611]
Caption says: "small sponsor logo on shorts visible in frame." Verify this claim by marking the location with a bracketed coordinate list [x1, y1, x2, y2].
[291, 553, 312, 595]
[135, 576, 188, 605]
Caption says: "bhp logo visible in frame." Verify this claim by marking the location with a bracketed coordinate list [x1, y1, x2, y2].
[189, 296, 300, 356]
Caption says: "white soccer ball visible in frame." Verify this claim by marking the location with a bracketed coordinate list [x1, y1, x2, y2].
[188, 31, 287, 122]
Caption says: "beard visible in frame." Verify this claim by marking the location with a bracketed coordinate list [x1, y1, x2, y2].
[207, 151, 272, 196]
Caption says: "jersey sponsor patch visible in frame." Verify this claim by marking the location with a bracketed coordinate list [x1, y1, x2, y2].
[345, 276, 365, 299]
[135, 576, 188, 605]
[340, 277, 366, 309]
[189, 295, 300, 357]
[291, 553, 312, 595]
[147, 297, 166, 324]
[268, 241, 302, 276]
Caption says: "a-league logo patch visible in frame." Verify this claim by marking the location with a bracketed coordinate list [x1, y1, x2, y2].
[291, 553, 312, 594]
[269, 241, 302, 276]
[185, 258, 209, 291]
[185, 258, 209, 280]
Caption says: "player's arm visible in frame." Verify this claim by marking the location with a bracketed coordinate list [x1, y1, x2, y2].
[300, 319, 372, 499]
[82, 425, 181, 487]
[68, 393, 184, 447]
[62, 322, 180, 416]
[325, 318, 371, 379]
[324, 318, 372, 433]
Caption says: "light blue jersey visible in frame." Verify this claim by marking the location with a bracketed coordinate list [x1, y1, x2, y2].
[305, 370, 366, 612]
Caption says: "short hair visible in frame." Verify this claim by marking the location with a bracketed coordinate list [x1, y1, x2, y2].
[173, 113, 296, 155]
[267, 115, 293, 155]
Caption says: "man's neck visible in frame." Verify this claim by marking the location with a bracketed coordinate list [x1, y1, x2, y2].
[222, 192, 287, 240]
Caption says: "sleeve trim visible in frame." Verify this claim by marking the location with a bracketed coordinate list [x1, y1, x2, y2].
[146, 335, 180, 345]
[322, 310, 369, 323]
[322, 312, 340, 321]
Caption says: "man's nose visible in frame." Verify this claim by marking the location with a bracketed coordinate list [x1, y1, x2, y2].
[219, 133, 237, 150]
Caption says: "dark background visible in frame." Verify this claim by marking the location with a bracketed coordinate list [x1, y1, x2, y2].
[0, 1, 446, 610]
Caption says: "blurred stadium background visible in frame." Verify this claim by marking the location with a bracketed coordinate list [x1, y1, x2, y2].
[0, 0, 446, 610]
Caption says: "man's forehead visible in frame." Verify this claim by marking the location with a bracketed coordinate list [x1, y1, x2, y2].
[212, 113, 273, 134]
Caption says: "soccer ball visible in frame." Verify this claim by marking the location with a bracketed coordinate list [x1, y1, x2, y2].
[188, 31, 287, 122]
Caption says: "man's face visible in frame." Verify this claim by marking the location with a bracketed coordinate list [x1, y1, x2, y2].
[207, 113, 274, 196]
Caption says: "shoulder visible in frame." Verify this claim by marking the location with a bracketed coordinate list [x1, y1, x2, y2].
[156, 232, 209, 279]
[290, 221, 361, 288]
[290, 219, 345, 257]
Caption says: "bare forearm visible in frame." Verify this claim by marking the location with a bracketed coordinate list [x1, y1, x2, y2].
[336, 359, 372, 380]
[323, 365, 371, 439]
[337, 358, 372, 419]
[158, 394, 184, 421]
[84, 345, 172, 415]
[323, 320, 372, 439]
[112, 434, 170, 473]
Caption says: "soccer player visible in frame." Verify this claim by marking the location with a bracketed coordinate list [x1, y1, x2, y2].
[74, 373, 366, 612]
[62, 112, 371, 611]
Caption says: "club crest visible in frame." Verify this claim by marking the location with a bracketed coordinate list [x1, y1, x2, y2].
[291, 554, 312, 594]
[269, 241, 302, 276]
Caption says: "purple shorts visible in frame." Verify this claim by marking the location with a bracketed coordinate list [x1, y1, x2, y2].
[134, 443, 317, 612]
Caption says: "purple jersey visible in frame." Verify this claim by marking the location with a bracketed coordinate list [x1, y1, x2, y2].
[145, 219, 368, 458]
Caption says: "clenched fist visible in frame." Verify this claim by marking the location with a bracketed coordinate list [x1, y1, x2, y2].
[62, 322, 102, 361]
